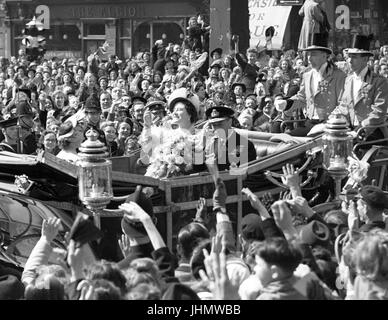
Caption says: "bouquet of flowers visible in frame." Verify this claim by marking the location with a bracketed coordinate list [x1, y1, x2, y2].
[145, 133, 195, 179]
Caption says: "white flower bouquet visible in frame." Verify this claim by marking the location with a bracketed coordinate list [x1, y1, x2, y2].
[145, 133, 196, 179]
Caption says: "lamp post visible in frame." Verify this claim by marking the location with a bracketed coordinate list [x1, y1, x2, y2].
[77, 129, 113, 228]
[322, 114, 353, 200]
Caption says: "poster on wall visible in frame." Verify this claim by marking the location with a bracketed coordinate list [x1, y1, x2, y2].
[249, 0, 292, 50]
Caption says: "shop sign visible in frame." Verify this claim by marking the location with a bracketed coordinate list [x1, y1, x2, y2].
[70, 5, 138, 19]
[249, 0, 292, 50]
[45, 51, 82, 60]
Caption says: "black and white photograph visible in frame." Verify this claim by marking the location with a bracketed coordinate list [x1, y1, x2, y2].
[0, 0, 388, 305]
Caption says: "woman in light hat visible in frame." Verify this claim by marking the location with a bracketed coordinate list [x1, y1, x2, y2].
[56, 117, 86, 163]
[138, 88, 202, 178]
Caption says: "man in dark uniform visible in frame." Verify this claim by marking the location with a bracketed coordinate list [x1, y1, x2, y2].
[0, 118, 19, 153]
[16, 100, 37, 154]
[145, 99, 167, 127]
[204, 105, 257, 172]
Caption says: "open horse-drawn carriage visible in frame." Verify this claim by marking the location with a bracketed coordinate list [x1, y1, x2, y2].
[0, 121, 387, 262]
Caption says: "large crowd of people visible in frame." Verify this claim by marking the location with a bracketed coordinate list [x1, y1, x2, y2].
[0, 12, 388, 301]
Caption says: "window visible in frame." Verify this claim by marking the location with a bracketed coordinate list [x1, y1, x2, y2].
[85, 23, 105, 36]
[120, 20, 132, 58]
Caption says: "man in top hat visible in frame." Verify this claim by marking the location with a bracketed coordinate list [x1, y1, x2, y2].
[204, 105, 257, 172]
[331, 34, 388, 137]
[275, 33, 346, 136]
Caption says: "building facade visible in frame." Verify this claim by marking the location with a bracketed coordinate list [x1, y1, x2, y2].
[1, 0, 208, 59]
[328, 0, 388, 52]
[1, 0, 388, 59]
[250, 0, 388, 53]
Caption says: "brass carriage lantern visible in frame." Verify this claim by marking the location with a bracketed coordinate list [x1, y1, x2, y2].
[77, 128, 113, 228]
[322, 114, 353, 200]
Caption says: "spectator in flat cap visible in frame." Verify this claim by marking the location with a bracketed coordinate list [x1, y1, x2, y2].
[355, 185, 388, 232]
[84, 94, 107, 147]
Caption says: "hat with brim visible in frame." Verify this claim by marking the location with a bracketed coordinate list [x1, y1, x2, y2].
[131, 96, 147, 107]
[98, 75, 108, 83]
[303, 33, 333, 55]
[17, 88, 31, 100]
[347, 34, 374, 56]
[206, 106, 235, 124]
[168, 88, 200, 113]
[245, 93, 258, 101]
[299, 220, 330, 246]
[211, 48, 223, 58]
[84, 95, 101, 113]
[137, 78, 152, 91]
[231, 82, 247, 93]
[303, 46, 333, 55]
[146, 100, 167, 112]
[356, 185, 388, 209]
[347, 48, 373, 56]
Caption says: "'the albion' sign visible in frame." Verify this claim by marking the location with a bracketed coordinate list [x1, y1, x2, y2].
[70, 5, 138, 19]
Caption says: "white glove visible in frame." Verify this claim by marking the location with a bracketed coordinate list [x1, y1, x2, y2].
[307, 123, 326, 137]
[274, 99, 287, 112]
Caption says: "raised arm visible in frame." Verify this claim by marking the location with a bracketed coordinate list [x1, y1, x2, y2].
[22, 218, 61, 286]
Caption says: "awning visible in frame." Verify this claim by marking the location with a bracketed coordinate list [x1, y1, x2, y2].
[249, 1, 292, 50]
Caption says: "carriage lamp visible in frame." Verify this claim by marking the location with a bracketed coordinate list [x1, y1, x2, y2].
[322, 114, 353, 200]
[77, 128, 113, 228]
